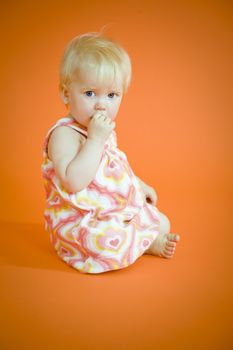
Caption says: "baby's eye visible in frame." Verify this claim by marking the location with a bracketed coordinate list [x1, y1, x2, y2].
[85, 91, 95, 97]
[108, 92, 116, 99]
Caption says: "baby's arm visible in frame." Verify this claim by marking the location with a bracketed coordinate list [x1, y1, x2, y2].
[48, 113, 115, 192]
[136, 176, 145, 187]
[48, 126, 105, 192]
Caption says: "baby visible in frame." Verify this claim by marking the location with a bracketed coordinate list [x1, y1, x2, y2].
[41, 32, 180, 274]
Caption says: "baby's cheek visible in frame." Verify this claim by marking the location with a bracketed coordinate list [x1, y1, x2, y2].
[70, 100, 80, 113]
[79, 104, 90, 116]
[111, 105, 120, 119]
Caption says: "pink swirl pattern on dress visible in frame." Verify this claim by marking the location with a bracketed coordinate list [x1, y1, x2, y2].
[41, 116, 160, 273]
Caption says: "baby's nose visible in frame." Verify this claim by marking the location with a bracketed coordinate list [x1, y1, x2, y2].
[95, 99, 106, 110]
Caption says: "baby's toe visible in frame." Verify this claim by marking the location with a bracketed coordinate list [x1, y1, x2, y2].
[164, 243, 175, 252]
[167, 241, 176, 248]
[164, 248, 174, 255]
[163, 250, 173, 258]
[159, 234, 179, 259]
[167, 233, 180, 243]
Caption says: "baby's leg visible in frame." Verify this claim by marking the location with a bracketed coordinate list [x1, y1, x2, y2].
[144, 212, 180, 258]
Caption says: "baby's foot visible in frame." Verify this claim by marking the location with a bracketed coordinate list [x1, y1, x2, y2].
[145, 233, 180, 259]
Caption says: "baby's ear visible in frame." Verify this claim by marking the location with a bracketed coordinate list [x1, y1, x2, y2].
[60, 84, 70, 104]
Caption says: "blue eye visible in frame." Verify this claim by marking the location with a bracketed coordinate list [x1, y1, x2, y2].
[85, 91, 94, 97]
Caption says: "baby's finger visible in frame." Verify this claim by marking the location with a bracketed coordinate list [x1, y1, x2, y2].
[106, 116, 113, 124]
[93, 111, 103, 119]
[97, 113, 107, 122]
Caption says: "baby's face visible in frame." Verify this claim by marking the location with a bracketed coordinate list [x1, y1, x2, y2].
[65, 69, 123, 129]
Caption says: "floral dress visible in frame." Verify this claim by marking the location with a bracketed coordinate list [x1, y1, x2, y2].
[41, 115, 160, 273]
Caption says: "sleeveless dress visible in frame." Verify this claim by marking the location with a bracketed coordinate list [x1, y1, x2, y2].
[41, 115, 160, 274]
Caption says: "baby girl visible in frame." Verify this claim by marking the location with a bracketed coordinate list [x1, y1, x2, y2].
[41, 32, 180, 274]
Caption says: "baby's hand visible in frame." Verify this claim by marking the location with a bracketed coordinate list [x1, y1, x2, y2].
[141, 182, 158, 206]
[88, 112, 115, 144]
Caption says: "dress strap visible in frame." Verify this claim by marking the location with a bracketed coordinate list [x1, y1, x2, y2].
[64, 115, 88, 138]
[69, 125, 88, 138]
[43, 115, 88, 156]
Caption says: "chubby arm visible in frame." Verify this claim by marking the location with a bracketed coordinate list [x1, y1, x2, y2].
[48, 126, 105, 192]
[48, 113, 115, 193]
[136, 176, 146, 187]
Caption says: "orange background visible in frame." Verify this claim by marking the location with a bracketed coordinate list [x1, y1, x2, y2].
[1, 1, 233, 349]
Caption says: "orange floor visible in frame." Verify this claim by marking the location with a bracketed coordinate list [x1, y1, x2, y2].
[1, 188, 232, 350]
[1, 1, 233, 349]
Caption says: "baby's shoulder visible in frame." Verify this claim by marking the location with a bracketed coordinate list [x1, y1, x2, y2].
[47, 125, 84, 160]
[50, 125, 84, 142]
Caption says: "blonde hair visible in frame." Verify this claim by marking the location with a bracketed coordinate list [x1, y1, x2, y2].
[59, 32, 132, 94]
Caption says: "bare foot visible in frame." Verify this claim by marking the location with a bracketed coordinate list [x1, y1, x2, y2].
[145, 233, 180, 259]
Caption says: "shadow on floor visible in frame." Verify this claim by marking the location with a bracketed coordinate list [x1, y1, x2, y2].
[1, 221, 74, 272]
[0, 221, 147, 275]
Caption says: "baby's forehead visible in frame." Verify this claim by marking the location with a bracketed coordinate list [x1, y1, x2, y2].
[77, 69, 123, 92]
